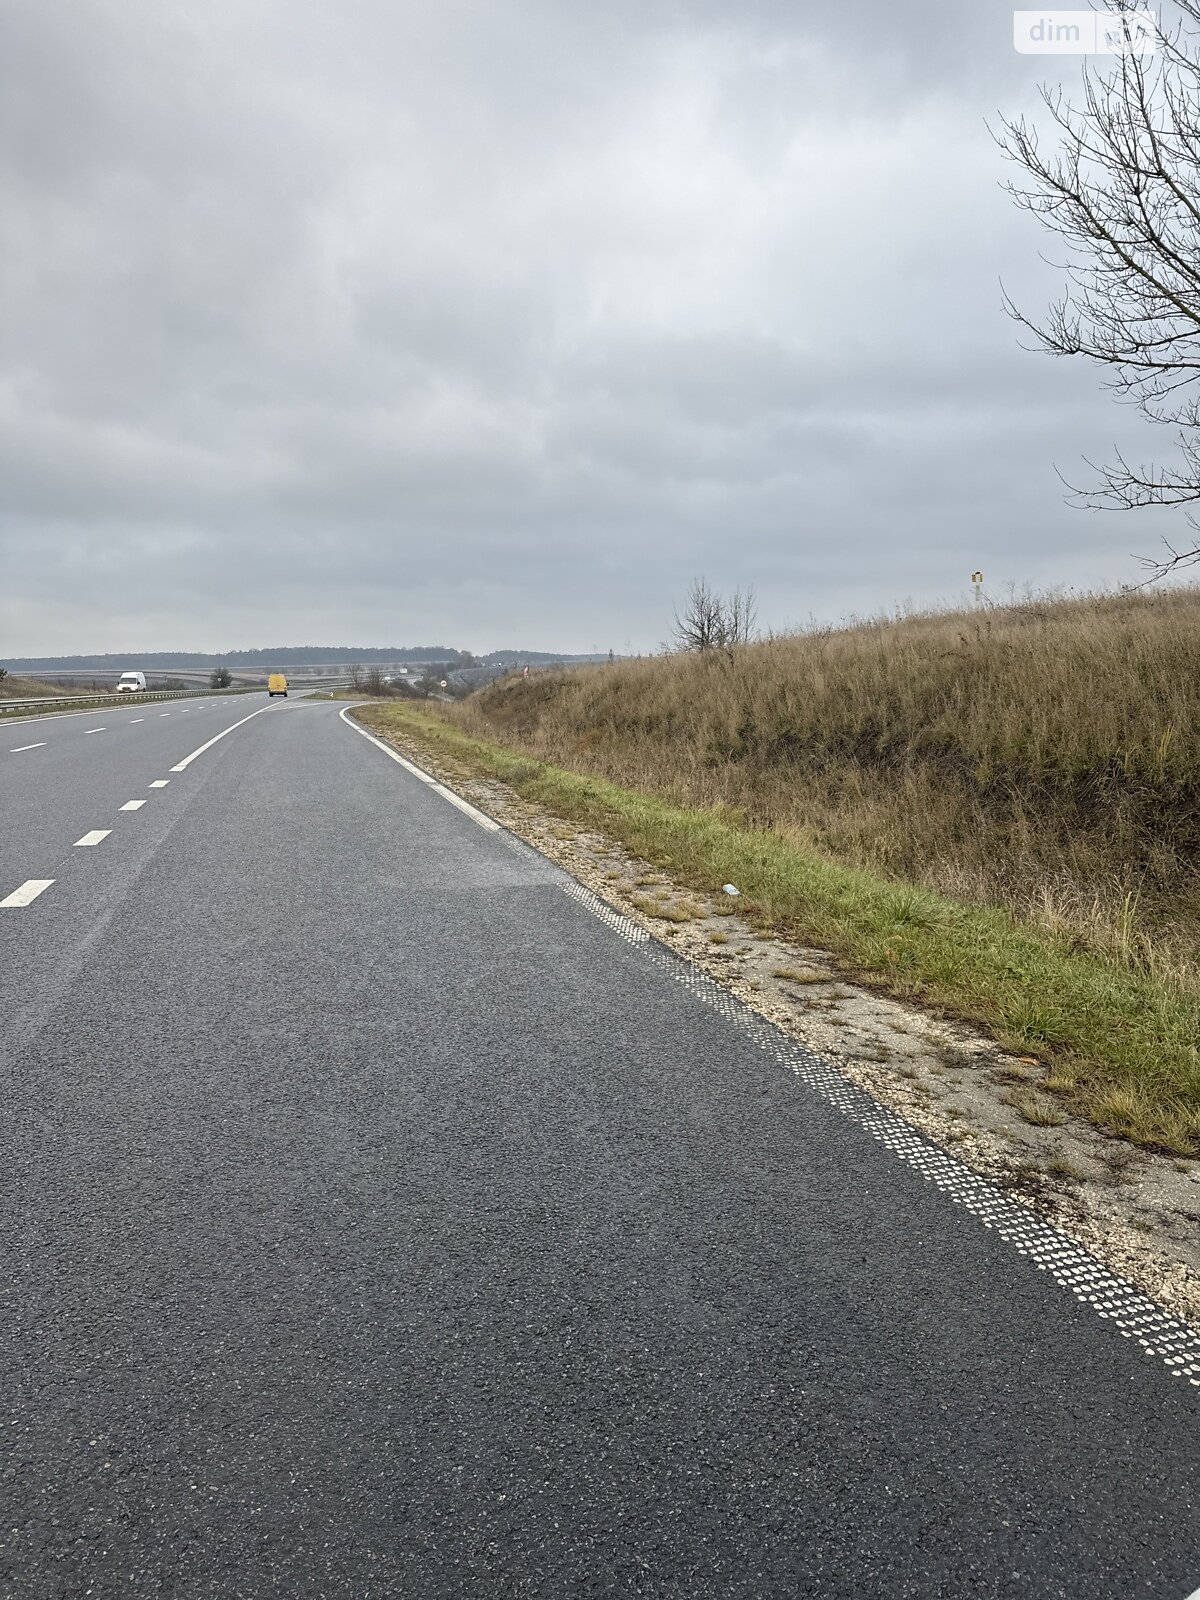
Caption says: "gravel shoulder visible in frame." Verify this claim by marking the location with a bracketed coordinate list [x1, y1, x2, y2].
[360, 709, 1200, 1330]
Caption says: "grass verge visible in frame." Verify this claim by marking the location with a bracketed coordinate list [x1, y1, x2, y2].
[354, 700, 1200, 1157]
[454, 589, 1200, 989]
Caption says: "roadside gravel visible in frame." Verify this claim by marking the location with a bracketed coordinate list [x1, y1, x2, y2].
[362, 712, 1200, 1330]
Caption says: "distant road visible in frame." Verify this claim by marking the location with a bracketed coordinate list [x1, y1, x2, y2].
[1, 697, 1197, 1597]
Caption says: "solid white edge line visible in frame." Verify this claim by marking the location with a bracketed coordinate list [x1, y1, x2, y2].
[169, 705, 272, 772]
[74, 830, 111, 846]
[337, 705, 500, 831]
[10, 743, 46, 752]
[0, 879, 54, 907]
[431, 779, 503, 830]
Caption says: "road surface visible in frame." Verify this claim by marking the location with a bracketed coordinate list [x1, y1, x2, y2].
[1, 695, 1197, 1598]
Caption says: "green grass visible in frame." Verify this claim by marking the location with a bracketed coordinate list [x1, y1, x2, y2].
[354, 700, 1200, 1157]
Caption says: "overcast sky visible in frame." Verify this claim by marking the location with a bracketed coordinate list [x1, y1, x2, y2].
[0, 0, 1187, 654]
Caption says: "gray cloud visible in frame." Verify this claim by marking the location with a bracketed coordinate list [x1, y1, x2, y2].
[0, 0, 1184, 654]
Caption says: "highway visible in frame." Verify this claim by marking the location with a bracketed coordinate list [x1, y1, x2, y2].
[1, 695, 1197, 1598]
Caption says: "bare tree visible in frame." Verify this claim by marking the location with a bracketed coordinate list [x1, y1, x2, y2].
[347, 663, 364, 689]
[726, 586, 757, 646]
[997, 3, 1200, 577]
[209, 665, 232, 688]
[673, 578, 726, 651]
[413, 662, 448, 697]
[673, 578, 758, 653]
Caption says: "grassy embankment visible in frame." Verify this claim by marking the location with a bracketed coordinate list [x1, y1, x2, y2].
[0, 675, 64, 699]
[355, 589, 1200, 1156]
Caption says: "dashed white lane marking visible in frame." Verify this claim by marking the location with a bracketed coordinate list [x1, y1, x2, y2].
[0, 879, 54, 907]
[129, 718, 145, 724]
[10, 743, 46, 752]
[74, 830, 111, 847]
[120, 800, 146, 811]
[337, 707, 500, 831]
[169, 704, 271, 773]
[149, 779, 169, 788]
[159, 713, 170, 717]
[0, 698, 218, 732]
[84, 727, 106, 734]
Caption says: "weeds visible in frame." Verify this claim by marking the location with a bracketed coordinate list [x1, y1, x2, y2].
[1045, 1158, 1085, 1182]
[1002, 1089, 1068, 1128]
[454, 587, 1200, 990]
[629, 895, 701, 923]
[354, 692, 1200, 1155]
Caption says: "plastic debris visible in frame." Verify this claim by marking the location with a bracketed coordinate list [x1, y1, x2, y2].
[722, 884, 741, 896]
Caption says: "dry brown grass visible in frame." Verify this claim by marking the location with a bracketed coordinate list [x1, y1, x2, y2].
[629, 894, 703, 923]
[0, 675, 64, 700]
[355, 627, 1200, 1155]
[454, 587, 1200, 987]
[1002, 1089, 1068, 1128]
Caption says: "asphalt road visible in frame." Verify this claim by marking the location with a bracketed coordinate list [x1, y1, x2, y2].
[1, 696, 1197, 1598]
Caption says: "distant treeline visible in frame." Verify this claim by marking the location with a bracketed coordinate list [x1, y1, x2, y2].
[5, 646, 606, 671]
[5, 646, 472, 671]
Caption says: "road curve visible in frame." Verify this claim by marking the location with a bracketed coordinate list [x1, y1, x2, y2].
[1, 698, 1197, 1598]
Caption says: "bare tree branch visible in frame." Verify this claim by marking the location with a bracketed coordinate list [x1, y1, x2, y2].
[672, 579, 758, 654]
[997, 0, 1200, 575]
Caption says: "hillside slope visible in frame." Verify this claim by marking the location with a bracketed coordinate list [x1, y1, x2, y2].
[459, 589, 1200, 980]
[0, 675, 65, 699]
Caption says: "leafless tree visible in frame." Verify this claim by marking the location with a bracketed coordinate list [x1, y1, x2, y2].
[997, 2, 1200, 578]
[416, 664, 453, 697]
[674, 578, 726, 651]
[673, 578, 758, 653]
[347, 663, 364, 689]
[726, 586, 757, 646]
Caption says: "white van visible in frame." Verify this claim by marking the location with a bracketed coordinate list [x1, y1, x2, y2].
[116, 671, 147, 694]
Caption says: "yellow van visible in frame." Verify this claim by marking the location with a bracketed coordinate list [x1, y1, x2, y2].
[267, 673, 288, 698]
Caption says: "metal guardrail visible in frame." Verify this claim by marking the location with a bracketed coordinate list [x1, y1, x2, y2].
[0, 686, 261, 716]
[1, 677, 354, 717]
